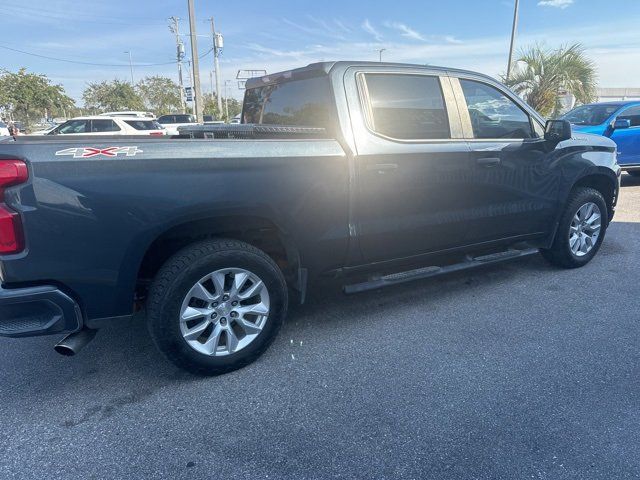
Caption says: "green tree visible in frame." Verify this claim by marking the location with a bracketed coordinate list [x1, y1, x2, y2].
[82, 79, 144, 112]
[137, 76, 182, 115]
[202, 92, 221, 119]
[504, 43, 597, 117]
[0, 68, 75, 125]
[202, 93, 241, 121]
[225, 97, 242, 121]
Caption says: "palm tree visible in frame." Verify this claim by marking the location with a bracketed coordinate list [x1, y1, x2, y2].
[504, 43, 597, 117]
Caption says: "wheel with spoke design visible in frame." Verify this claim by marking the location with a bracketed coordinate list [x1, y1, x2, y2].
[180, 268, 270, 357]
[568, 202, 601, 257]
[147, 239, 287, 375]
[541, 187, 608, 268]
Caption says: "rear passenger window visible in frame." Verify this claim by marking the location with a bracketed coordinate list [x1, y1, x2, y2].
[617, 106, 640, 127]
[91, 119, 120, 133]
[362, 74, 450, 140]
[459, 79, 534, 139]
[125, 120, 162, 130]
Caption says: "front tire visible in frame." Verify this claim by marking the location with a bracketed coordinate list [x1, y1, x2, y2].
[541, 187, 608, 269]
[147, 239, 288, 375]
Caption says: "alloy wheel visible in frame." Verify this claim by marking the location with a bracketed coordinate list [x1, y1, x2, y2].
[569, 202, 601, 257]
[179, 268, 270, 356]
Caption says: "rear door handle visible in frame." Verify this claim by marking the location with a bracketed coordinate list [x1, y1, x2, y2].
[476, 157, 501, 167]
[367, 163, 398, 173]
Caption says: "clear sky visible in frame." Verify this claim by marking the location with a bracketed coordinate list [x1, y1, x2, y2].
[2, 0, 639, 102]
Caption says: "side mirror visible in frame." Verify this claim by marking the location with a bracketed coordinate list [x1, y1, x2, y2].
[545, 119, 572, 144]
[613, 118, 631, 130]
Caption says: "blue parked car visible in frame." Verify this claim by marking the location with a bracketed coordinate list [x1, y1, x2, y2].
[562, 101, 640, 176]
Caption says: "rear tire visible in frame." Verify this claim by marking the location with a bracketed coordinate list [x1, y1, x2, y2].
[147, 239, 288, 375]
[540, 187, 608, 269]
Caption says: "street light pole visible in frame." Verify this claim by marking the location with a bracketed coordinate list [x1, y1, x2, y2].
[506, 0, 520, 82]
[378, 48, 386, 62]
[187, 0, 204, 123]
[124, 51, 134, 85]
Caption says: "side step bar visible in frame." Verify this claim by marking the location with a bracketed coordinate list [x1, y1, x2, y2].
[343, 248, 539, 294]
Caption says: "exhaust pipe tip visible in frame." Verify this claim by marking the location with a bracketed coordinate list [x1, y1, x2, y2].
[54, 328, 97, 356]
[54, 344, 77, 356]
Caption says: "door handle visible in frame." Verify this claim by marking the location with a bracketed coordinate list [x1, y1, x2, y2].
[367, 163, 398, 173]
[476, 157, 501, 167]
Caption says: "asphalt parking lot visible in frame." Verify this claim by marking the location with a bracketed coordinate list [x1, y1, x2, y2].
[1, 174, 639, 480]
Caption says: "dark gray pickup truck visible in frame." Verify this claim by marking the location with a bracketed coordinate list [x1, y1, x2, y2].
[0, 61, 621, 374]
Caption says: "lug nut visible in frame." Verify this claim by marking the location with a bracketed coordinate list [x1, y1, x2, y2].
[220, 317, 227, 325]
[212, 302, 218, 307]
[231, 301, 238, 306]
[210, 312, 217, 319]
[230, 311, 238, 318]
[222, 295, 229, 301]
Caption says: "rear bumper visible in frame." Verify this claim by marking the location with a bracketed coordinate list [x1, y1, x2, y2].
[0, 285, 83, 338]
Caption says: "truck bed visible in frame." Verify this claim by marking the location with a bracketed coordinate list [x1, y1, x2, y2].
[0, 135, 350, 321]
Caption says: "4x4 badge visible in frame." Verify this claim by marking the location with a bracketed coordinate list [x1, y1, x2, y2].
[55, 146, 143, 158]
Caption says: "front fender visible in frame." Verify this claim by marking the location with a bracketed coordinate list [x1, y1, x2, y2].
[544, 135, 620, 246]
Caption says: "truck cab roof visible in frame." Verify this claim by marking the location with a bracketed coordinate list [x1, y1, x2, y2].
[244, 60, 494, 89]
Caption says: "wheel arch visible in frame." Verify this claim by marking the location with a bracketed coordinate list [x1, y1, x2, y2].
[128, 214, 303, 308]
[544, 169, 618, 249]
[571, 171, 618, 218]
[139, 215, 299, 276]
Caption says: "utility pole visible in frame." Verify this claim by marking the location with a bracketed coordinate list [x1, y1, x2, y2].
[224, 80, 233, 122]
[187, 0, 204, 123]
[185, 60, 195, 115]
[209, 17, 224, 116]
[169, 16, 186, 113]
[124, 51, 134, 84]
[506, 0, 520, 82]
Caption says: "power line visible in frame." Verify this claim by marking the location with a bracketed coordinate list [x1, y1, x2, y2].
[0, 44, 213, 68]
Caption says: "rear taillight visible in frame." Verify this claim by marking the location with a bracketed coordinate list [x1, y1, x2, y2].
[149, 131, 164, 137]
[0, 160, 28, 194]
[0, 160, 28, 254]
[0, 208, 23, 254]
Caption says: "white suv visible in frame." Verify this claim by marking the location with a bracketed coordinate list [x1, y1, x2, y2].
[0, 121, 9, 137]
[47, 116, 166, 136]
[157, 114, 198, 136]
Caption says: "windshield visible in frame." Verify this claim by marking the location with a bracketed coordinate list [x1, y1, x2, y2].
[55, 119, 89, 134]
[561, 104, 622, 126]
